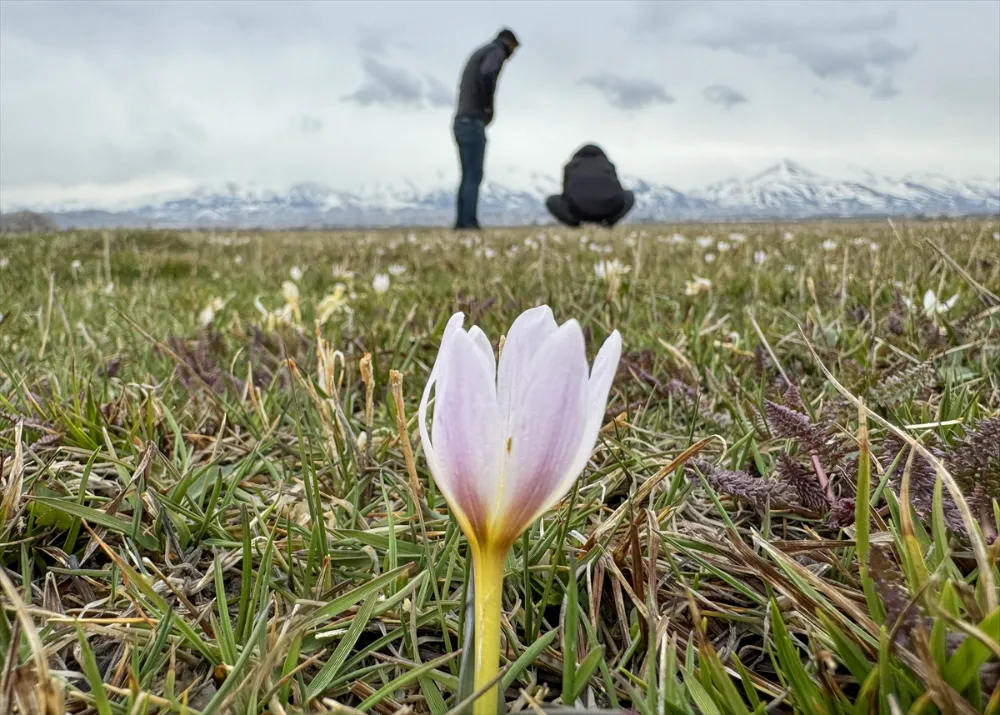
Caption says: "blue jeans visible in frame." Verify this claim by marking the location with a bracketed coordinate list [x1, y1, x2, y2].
[453, 116, 487, 228]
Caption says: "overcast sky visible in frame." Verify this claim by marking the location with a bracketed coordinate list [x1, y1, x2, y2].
[1, 0, 998, 206]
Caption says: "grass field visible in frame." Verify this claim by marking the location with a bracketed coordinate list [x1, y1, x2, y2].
[1, 219, 999, 714]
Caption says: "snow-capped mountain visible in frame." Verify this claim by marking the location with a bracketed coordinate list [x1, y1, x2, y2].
[5, 160, 997, 229]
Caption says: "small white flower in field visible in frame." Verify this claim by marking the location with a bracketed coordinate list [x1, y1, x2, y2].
[211, 271, 221, 280]
[594, 259, 630, 280]
[729, 232, 746, 244]
[408, 232, 418, 244]
[783, 231, 795, 241]
[461, 236, 477, 249]
[506, 246, 519, 258]
[579, 234, 589, 245]
[717, 241, 731, 253]
[483, 247, 497, 259]
[71, 259, 82, 271]
[524, 238, 539, 250]
[684, 276, 712, 295]
[198, 297, 226, 326]
[696, 236, 714, 248]
[624, 236, 637, 248]
[389, 240, 400, 250]
[316, 283, 348, 325]
[388, 264, 406, 276]
[785, 264, 797, 273]
[704, 253, 716, 263]
[375, 247, 385, 257]
[419, 306, 621, 709]
[869, 242, 879, 252]
[670, 233, 688, 245]
[753, 250, 768, 265]
[331, 263, 354, 279]
[234, 255, 244, 265]
[103, 282, 115, 295]
[921, 289, 958, 316]
[372, 274, 390, 294]
[0, 257, 8, 269]
[851, 237, 868, 246]
[551, 233, 563, 243]
[822, 239, 839, 251]
[290, 266, 303, 282]
[356, 432, 367, 451]
[993, 232, 999, 241]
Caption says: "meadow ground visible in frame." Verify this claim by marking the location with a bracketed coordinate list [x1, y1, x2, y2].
[0, 219, 998, 714]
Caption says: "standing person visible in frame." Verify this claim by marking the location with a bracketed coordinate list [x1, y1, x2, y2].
[545, 144, 635, 228]
[453, 28, 519, 230]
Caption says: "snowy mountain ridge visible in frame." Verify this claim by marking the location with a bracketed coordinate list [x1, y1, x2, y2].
[4, 159, 997, 229]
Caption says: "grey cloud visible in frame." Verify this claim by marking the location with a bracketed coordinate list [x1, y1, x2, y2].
[790, 38, 915, 97]
[423, 75, 455, 108]
[342, 55, 452, 109]
[579, 74, 674, 110]
[299, 116, 324, 134]
[703, 84, 747, 109]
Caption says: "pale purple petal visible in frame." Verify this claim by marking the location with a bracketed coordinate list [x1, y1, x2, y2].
[497, 305, 558, 432]
[492, 320, 590, 545]
[418, 313, 467, 513]
[555, 330, 622, 499]
[466, 325, 497, 390]
[430, 329, 502, 539]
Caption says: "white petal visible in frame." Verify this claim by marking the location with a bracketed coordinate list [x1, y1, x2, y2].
[467, 325, 497, 389]
[585, 330, 622, 438]
[941, 294, 959, 312]
[418, 313, 467, 497]
[923, 289, 936, 316]
[429, 329, 502, 540]
[493, 320, 590, 545]
[497, 305, 558, 432]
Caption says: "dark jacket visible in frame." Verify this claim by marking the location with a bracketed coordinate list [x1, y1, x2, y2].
[562, 144, 626, 218]
[455, 35, 512, 124]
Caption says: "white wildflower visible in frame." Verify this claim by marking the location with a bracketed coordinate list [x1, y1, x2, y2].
[71, 259, 82, 271]
[388, 264, 406, 276]
[783, 231, 795, 241]
[729, 232, 746, 244]
[753, 250, 768, 265]
[234, 255, 244, 265]
[372, 274, 390, 294]
[822, 239, 838, 251]
[483, 247, 497, 259]
[290, 265, 303, 282]
[407, 232, 418, 244]
[696, 236, 714, 248]
[102, 282, 115, 295]
[331, 263, 354, 279]
[717, 242, 731, 253]
[684, 277, 712, 296]
[594, 259, 630, 280]
[704, 253, 716, 264]
[869, 242, 879, 252]
[0, 257, 8, 269]
[921, 289, 958, 316]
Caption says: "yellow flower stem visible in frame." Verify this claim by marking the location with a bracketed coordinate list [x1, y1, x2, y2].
[472, 543, 507, 714]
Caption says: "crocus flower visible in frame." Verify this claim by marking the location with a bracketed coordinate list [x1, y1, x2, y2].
[372, 274, 390, 294]
[419, 306, 621, 712]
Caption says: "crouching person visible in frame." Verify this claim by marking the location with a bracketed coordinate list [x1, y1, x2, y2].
[545, 144, 635, 228]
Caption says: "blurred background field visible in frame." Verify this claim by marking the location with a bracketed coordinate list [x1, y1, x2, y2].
[0, 219, 998, 714]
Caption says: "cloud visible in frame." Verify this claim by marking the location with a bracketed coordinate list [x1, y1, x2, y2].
[703, 84, 747, 109]
[341, 54, 453, 110]
[579, 74, 674, 110]
[423, 74, 455, 108]
[688, 4, 916, 97]
[299, 116, 324, 134]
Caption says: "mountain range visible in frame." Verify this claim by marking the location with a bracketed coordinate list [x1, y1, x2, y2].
[3, 160, 997, 229]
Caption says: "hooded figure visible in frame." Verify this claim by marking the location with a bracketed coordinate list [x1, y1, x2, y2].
[545, 144, 635, 228]
[453, 28, 520, 230]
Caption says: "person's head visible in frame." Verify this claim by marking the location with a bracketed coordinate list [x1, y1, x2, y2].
[496, 28, 519, 56]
